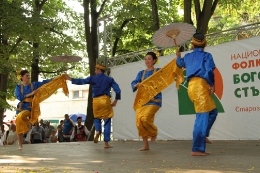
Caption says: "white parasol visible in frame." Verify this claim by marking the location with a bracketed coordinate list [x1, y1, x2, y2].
[50, 55, 82, 71]
[152, 23, 196, 49]
[50, 55, 82, 63]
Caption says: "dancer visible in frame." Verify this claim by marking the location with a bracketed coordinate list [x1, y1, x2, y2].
[15, 70, 68, 150]
[131, 52, 161, 151]
[65, 64, 121, 148]
[176, 33, 218, 156]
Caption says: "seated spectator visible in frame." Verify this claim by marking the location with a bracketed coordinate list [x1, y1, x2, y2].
[57, 120, 64, 142]
[45, 121, 55, 143]
[0, 124, 6, 145]
[50, 129, 58, 143]
[23, 123, 33, 144]
[70, 117, 89, 142]
[31, 122, 45, 143]
[3, 124, 17, 145]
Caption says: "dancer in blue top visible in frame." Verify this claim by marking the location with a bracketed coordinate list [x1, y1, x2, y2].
[15, 69, 51, 150]
[176, 33, 218, 156]
[131, 52, 162, 151]
[66, 64, 121, 148]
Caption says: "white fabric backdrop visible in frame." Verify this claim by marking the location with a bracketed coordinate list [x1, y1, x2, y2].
[111, 36, 260, 140]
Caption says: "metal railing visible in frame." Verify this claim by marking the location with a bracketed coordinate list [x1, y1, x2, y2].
[97, 22, 260, 68]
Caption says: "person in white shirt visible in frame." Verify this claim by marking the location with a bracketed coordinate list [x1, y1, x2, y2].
[3, 124, 17, 145]
[23, 123, 32, 144]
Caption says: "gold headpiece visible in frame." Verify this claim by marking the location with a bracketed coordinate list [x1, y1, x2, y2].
[154, 51, 161, 64]
[95, 64, 106, 71]
[16, 69, 22, 80]
[191, 33, 206, 47]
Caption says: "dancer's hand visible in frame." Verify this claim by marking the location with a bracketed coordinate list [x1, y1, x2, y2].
[176, 51, 181, 58]
[111, 100, 118, 107]
[134, 83, 140, 89]
[209, 86, 215, 95]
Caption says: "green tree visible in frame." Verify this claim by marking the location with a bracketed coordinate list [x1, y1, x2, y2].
[0, 0, 86, 125]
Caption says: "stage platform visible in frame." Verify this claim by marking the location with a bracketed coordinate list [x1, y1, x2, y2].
[0, 140, 259, 173]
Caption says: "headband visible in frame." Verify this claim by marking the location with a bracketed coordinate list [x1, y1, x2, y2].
[191, 37, 206, 47]
[95, 64, 106, 70]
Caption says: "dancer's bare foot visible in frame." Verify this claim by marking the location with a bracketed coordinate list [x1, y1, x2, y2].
[94, 132, 100, 144]
[191, 151, 210, 156]
[150, 135, 157, 142]
[104, 145, 113, 149]
[139, 147, 150, 151]
[18, 147, 22, 150]
[104, 142, 113, 148]
[206, 137, 212, 144]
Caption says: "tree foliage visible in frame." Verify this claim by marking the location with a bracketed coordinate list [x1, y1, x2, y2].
[0, 0, 86, 124]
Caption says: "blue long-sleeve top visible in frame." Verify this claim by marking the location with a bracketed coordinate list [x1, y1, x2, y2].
[71, 73, 121, 100]
[131, 68, 162, 107]
[15, 79, 51, 114]
[176, 48, 216, 86]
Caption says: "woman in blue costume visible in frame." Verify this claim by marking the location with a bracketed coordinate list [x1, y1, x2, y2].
[15, 70, 51, 150]
[176, 33, 218, 156]
[131, 52, 162, 151]
[65, 64, 121, 148]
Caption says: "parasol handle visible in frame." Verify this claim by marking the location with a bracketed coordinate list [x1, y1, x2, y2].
[173, 38, 179, 52]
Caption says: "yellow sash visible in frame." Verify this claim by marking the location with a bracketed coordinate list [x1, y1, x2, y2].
[188, 77, 216, 113]
[29, 74, 69, 124]
[133, 57, 184, 110]
[93, 95, 113, 119]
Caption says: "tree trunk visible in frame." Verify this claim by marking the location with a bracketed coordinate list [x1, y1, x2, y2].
[184, 0, 193, 25]
[83, 0, 99, 140]
[194, 0, 219, 34]
[31, 42, 40, 82]
[0, 73, 8, 125]
[150, 0, 160, 31]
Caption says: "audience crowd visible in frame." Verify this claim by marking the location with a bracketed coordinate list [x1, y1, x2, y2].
[0, 114, 89, 146]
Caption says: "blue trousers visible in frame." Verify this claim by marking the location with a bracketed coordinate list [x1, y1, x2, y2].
[94, 118, 111, 142]
[192, 109, 218, 152]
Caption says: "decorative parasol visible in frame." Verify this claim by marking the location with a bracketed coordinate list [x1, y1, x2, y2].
[50, 55, 82, 63]
[152, 23, 196, 49]
[50, 55, 82, 71]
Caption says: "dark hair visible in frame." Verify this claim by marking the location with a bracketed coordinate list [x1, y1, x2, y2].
[20, 70, 29, 81]
[77, 117, 82, 121]
[146, 52, 157, 64]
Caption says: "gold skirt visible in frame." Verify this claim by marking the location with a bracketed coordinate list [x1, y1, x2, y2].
[136, 105, 160, 138]
[93, 95, 113, 119]
[188, 77, 216, 113]
[16, 110, 31, 135]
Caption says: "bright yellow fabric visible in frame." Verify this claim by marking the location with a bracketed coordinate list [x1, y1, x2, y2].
[29, 74, 69, 124]
[188, 77, 216, 113]
[134, 57, 184, 110]
[136, 105, 160, 138]
[93, 95, 113, 119]
[16, 110, 31, 134]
